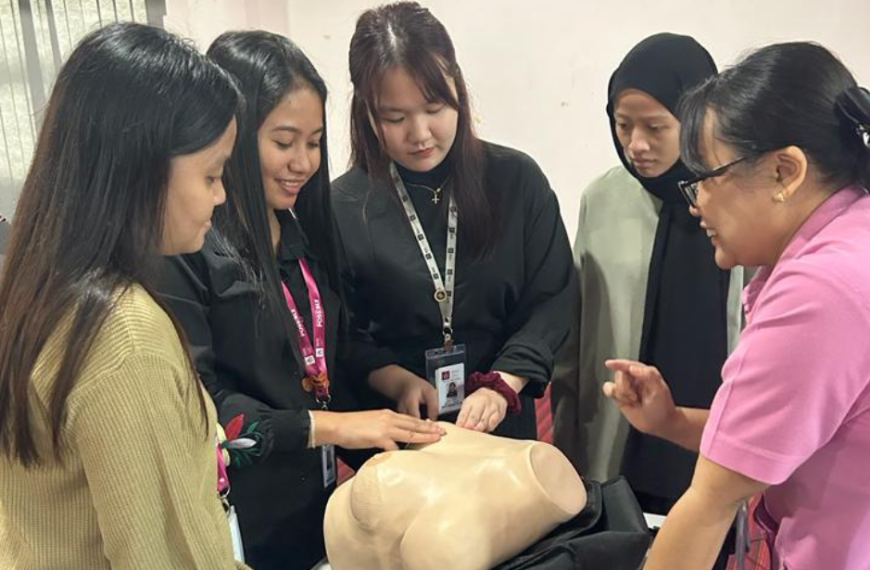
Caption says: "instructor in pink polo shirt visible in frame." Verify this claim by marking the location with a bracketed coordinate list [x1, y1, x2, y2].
[603, 42, 870, 570]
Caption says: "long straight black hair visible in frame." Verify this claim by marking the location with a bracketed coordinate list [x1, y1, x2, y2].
[206, 31, 340, 343]
[349, 1, 498, 261]
[0, 22, 239, 466]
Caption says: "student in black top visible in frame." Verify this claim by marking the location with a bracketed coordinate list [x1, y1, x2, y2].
[157, 31, 443, 570]
[332, 2, 575, 440]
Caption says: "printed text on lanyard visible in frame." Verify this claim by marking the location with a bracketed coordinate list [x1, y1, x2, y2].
[390, 163, 458, 347]
[281, 257, 331, 407]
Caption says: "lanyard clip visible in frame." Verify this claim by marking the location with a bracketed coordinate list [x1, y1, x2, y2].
[315, 392, 331, 411]
[443, 326, 454, 349]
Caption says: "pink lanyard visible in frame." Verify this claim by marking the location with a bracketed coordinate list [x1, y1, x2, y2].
[281, 258, 330, 406]
[217, 442, 230, 496]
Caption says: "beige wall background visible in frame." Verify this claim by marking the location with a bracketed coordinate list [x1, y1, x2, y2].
[165, 0, 870, 238]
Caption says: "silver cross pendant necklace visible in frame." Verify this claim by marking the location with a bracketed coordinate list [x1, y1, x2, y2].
[407, 177, 451, 205]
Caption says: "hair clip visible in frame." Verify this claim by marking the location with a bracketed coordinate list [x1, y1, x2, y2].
[836, 87, 870, 150]
[859, 125, 870, 150]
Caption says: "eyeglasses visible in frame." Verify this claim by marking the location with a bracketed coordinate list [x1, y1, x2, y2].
[678, 155, 755, 208]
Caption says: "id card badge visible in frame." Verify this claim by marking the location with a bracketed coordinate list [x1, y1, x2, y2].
[425, 343, 467, 415]
[322, 444, 336, 488]
[227, 504, 245, 563]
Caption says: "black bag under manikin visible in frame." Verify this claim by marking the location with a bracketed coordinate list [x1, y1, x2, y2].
[494, 477, 651, 570]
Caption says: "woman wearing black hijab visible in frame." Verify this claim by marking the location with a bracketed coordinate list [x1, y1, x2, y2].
[552, 33, 745, 520]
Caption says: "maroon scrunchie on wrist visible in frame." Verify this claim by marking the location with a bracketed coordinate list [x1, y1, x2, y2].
[466, 371, 522, 416]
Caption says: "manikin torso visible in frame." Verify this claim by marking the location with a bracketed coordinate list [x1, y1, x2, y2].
[324, 422, 586, 570]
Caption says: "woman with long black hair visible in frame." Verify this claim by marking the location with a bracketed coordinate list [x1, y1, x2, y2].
[158, 30, 443, 570]
[333, 1, 575, 441]
[0, 22, 244, 569]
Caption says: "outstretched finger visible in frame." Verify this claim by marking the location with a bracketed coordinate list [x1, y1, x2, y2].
[631, 363, 663, 384]
[486, 410, 502, 432]
[614, 371, 640, 404]
[396, 415, 447, 435]
[473, 415, 489, 432]
[456, 397, 478, 427]
[457, 398, 485, 429]
[390, 426, 441, 445]
[604, 359, 644, 373]
[603, 380, 637, 407]
[473, 399, 497, 431]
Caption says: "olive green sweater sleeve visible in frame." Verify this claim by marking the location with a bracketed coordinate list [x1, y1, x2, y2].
[69, 351, 247, 569]
[0, 285, 249, 570]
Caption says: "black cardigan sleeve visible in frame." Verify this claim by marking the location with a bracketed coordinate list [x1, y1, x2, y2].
[157, 252, 312, 468]
[334, 204, 403, 385]
[490, 159, 577, 397]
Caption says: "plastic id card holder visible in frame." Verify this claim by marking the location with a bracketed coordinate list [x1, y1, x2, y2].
[322, 444, 336, 488]
[227, 504, 245, 563]
[425, 343, 467, 415]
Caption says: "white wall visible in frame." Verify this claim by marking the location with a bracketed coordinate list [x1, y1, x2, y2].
[166, 0, 870, 239]
[164, 0, 291, 51]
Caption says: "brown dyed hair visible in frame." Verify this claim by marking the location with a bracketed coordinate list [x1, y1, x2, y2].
[0, 23, 239, 466]
[349, 1, 498, 260]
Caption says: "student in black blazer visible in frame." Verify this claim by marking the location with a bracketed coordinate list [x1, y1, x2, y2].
[157, 31, 443, 570]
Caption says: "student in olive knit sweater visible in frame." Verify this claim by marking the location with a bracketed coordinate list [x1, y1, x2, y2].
[0, 23, 248, 569]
